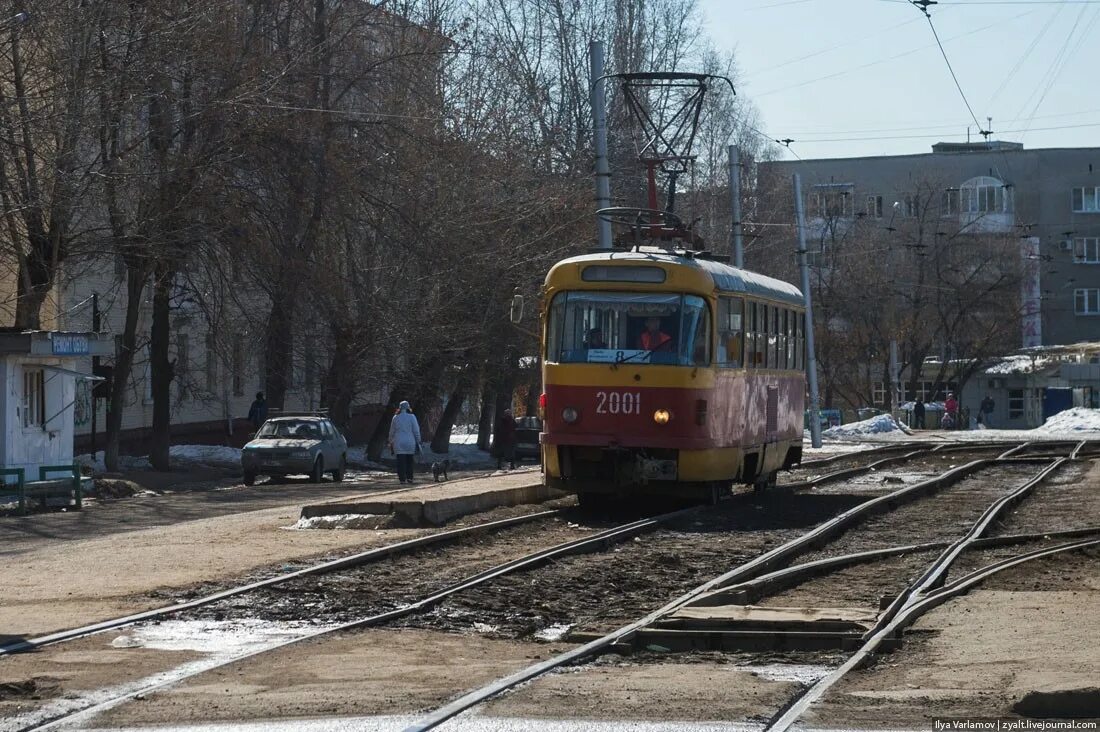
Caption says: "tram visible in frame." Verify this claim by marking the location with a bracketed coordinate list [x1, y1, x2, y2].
[539, 247, 806, 503]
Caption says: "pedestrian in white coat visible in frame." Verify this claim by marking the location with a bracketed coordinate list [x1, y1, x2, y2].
[388, 400, 421, 484]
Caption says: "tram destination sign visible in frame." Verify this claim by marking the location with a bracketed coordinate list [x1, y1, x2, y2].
[51, 334, 90, 356]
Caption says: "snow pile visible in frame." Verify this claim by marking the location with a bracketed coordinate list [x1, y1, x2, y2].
[169, 445, 241, 466]
[1035, 408, 1100, 433]
[76, 445, 240, 473]
[76, 452, 152, 473]
[985, 354, 1054, 375]
[290, 513, 385, 530]
[822, 414, 903, 438]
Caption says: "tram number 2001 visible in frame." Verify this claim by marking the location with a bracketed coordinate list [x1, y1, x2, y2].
[595, 391, 642, 415]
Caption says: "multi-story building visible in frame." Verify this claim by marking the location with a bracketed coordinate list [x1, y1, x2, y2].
[762, 141, 1100, 347]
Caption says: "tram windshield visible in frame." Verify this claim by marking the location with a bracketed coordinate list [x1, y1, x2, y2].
[546, 291, 710, 365]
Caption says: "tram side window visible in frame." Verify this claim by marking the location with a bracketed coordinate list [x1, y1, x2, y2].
[767, 306, 778, 369]
[785, 310, 795, 370]
[778, 310, 788, 370]
[745, 302, 758, 368]
[717, 297, 743, 368]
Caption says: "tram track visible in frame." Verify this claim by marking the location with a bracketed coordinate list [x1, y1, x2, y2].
[400, 441, 1097, 731]
[5, 439, 1094, 731]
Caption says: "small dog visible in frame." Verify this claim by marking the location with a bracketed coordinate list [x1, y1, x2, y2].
[431, 459, 450, 482]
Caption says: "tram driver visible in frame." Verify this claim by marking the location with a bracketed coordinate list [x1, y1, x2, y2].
[638, 316, 673, 352]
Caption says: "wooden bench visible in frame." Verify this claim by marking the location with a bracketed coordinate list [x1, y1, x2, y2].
[1, 464, 82, 515]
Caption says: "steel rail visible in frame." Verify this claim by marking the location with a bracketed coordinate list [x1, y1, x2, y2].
[874, 457, 1067, 634]
[16, 505, 700, 732]
[401, 454, 1018, 732]
[765, 455, 1071, 730]
[0, 502, 559, 657]
[766, 536, 1100, 731]
[689, 523, 1100, 608]
[782, 446, 951, 491]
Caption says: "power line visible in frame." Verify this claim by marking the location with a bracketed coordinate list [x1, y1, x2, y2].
[912, 1, 987, 137]
[769, 120, 1100, 144]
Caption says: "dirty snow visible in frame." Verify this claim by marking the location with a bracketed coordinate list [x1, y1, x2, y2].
[822, 414, 903, 438]
[1034, 407, 1100, 433]
[289, 514, 383, 530]
[984, 353, 1055, 375]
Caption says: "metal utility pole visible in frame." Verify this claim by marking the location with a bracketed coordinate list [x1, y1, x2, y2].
[794, 174, 822, 448]
[729, 144, 744, 268]
[589, 41, 612, 250]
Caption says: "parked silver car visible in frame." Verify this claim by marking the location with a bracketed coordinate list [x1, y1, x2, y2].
[241, 416, 348, 485]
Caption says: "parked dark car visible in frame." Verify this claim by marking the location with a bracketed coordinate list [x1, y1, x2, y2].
[514, 416, 542, 461]
[241, 416, 348, 485]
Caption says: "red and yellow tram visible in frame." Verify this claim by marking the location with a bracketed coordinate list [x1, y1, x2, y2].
[539, 247, 807, 503]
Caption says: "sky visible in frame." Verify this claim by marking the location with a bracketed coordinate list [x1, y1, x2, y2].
[698, 0, 1100, 161]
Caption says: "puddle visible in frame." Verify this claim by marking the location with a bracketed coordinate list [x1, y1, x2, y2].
[535, 623, 573, 642]
[737, 663, 834, 684]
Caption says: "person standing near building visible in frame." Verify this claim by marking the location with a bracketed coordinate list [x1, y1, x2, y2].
[248, 392, 268, 429]
[913, 399, 926, 430]
[493, 408, 517, 470]
[980, 394, 995, 428]
[388, 400, 421, 484]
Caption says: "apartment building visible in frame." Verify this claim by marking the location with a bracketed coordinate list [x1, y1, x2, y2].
[763, 141, 1100, 347]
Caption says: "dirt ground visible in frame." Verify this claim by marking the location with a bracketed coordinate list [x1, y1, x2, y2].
[89, 628, 553, 727]
[0, 471, 544, 638]
[4, 447, 1099, 730]
[806, 549, 1100, 725]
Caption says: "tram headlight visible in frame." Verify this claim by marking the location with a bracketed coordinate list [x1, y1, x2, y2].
[653, 408, 672, 425]
[561, 407, 579, 424]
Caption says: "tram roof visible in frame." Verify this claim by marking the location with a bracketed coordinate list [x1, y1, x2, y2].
[547, 249, 805, 308]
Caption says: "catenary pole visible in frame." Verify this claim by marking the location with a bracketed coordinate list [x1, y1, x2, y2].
[590, 41, 612, 250]
[794, 174, 822, 448]
[729, 144, 743, 267]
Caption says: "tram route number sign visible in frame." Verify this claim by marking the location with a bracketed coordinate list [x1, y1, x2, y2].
[586, 348, 651, 364]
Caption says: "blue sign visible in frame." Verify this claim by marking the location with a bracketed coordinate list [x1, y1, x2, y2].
[52, 334, 90, 356]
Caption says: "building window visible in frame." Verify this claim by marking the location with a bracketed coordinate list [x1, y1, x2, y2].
[1074, 237, 1100, 264]
[1072, 186, 1100, 213]
[22, 368, 45, 428]
[812, 185, 853, 218]
[960, 177, 1011, 214]
[941, 189, 959, 216]
[1074, 288, 1100, 315]
[866, 195, 883, 218]
[872, 381, 886, 406]
[304, 351, 317, 393]
[205, 334, 217, 392]
[1008, 389, 1024, 419]
[232, 337, 244, 397]
[902, 193, 919, 218]
[176, 334, 189, 402]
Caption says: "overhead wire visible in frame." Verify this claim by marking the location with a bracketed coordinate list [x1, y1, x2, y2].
[912, 1, 985, 136]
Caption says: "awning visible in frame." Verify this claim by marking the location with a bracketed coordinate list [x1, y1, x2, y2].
[41, 364, 105, 382]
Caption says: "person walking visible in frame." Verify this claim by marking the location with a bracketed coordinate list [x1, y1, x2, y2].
[247, 392, 268, 429]
[493, 408, 517, 470]
[388, 400, 421, 484]
[913, 399, 926, 430]
[944, 392, 958, 430]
